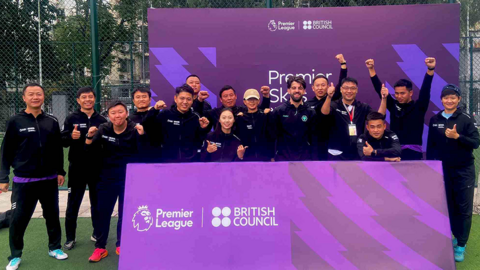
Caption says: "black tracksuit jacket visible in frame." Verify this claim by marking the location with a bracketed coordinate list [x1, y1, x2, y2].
[272, 101, 317, 161]
[235, 110, 275, 161]
[152, 107, 209, 163]
[61, 109, 107, 166]
[201, 129, 242, 162]
[371, 73, 433, 146]
[87, 120, 147, 181]
[427, 109, 479, 168]
[357, 130, 402, 161]
[0, 111, 65, 183]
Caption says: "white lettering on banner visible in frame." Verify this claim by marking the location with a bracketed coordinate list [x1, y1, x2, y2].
[268, 70, 333, 104]
[277, 21, 295, 31]
[155, 208, 194, 230]
[212, 206, 279, 228]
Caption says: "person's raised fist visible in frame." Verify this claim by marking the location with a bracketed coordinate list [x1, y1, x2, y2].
[425, 57, 436, 69]
[198, 91, 209, 102]
[365, 59, 375, 69]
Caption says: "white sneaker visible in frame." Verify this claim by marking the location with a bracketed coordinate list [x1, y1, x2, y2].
[6, 258, 21, 270]
[90, 235, 97, 242]
[48, 249, 68, 260]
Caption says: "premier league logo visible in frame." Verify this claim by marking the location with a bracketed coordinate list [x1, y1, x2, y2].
[132, 205, 153, 232]
[268, 20, 277, 32]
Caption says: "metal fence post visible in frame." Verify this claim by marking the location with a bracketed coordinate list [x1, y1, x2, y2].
[90, 0, 101, 111]
[266, 0, 272, 8]
[470, 36, 474, 114]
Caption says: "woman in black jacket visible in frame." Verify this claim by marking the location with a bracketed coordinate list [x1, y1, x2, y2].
[427, 84, 479, 263]
[201, 108, 246, 162]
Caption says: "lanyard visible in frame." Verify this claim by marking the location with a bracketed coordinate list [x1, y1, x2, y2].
[343, 103, 354, 123]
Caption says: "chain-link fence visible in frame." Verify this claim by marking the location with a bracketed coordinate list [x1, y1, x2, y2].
[0, 0, 480, 186]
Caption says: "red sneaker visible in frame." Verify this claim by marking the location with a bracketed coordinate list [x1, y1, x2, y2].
[116, 247, 120, 255]
[89, 248, 108, 262]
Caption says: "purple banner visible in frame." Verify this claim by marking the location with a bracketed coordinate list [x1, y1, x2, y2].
[119, 161, 454, 270]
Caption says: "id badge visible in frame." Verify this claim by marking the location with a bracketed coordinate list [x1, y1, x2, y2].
[348, 124, 357, 136]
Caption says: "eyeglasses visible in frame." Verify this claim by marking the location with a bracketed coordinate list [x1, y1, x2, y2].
[341, 86, 358, 91]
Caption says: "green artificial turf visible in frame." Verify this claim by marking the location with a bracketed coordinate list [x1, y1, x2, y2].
[0, 216, 479, 269]
[0, 218, 118, 270]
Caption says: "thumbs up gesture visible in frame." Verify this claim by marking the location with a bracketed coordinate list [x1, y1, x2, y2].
[72, 124, 81, 140]
[363, 141, 374, 156]
[445, 124, 460, 139]
[206, 140, 218, 153]
[327, 83, 335, 98]
[381, 84, 389, 99]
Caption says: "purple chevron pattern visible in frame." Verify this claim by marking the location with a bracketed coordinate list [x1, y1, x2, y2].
[120, 161, 455, 270]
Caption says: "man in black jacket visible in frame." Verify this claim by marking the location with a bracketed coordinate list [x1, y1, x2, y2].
[273, 76, 318, 161]
[201, 85, 271, 129]
[321, 77, 387, 160]
[61, 87, 107, 250]
[366, 57, 436, 160]
[186, 74, 212, 115]
[305, 54, 348, 160]
[235, 89, 275, 161]
[357, 112, 401, 161]
[0, 83, 68, 270]
[427, 84, 479, 263]
[129, 87, 154, 124]
[147, 84, 210, 163]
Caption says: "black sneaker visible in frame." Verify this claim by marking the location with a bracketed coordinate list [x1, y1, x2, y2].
[64, 240, 76, 250]
[90, 235, 97, 242]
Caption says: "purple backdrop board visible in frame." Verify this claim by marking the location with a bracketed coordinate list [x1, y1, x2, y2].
[119, 161, 454, 270]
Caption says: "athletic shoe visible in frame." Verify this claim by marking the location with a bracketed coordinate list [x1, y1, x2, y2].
[6, 258, 21, 270]
[90, 235, 97, 242]
[64, 240, 76, 250]
[88, 248, 108, 263]
[452, 238, 458, 248]
[454, 245, 466, 262]
[116, 247, 120, 255]
[48, 249, 68, 260]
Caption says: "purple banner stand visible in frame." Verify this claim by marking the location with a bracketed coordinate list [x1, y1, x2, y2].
[119, 161, 455, 270]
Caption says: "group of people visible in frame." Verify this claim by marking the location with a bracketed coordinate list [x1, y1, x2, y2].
[0, 54, 478, 269]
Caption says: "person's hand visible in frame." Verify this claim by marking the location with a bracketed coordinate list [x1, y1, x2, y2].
[363, 142, 374, 156]
[264, 108, 271, 114]
[198, 91, 209, 102]
[381, 84, 389, 99]
[87, 126, 98, 138]
[72, 125, 81, 140]
[199, 117, 209, 129]
[385, 157, 401, 162]
[154, 100, 167, 110]
[336, 54, 345, 64]
[260, 86, 270, 98]
[237, 112, 244, 117]
[57, 175, 65, 186]
[326, 83, 335, 98]
[365, 59, 375, 69]
[206, 140, 217, 153]
[425, 57, 436, 69]
[0, 183, 9, 193]
[445, 124, 459, 139]
[135, 124, 144, 135]
[237, 145, 248, 160]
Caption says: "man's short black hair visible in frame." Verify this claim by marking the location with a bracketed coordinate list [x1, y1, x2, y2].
[107, 100, 128, 113]
[219, 85, 236, 98]
[132, 87, 151, 98]
[287, 76, 306, 89]
[76, 87, 95, 98]
[312, 75, 329, 85]
[186, 74, 200, 81]
[366, 112, 386, 124]
[22, 83, 45, 95]
[340, 77, 358, 87]
[394, 79, 413, 91]
[175, 84, 194, 97]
